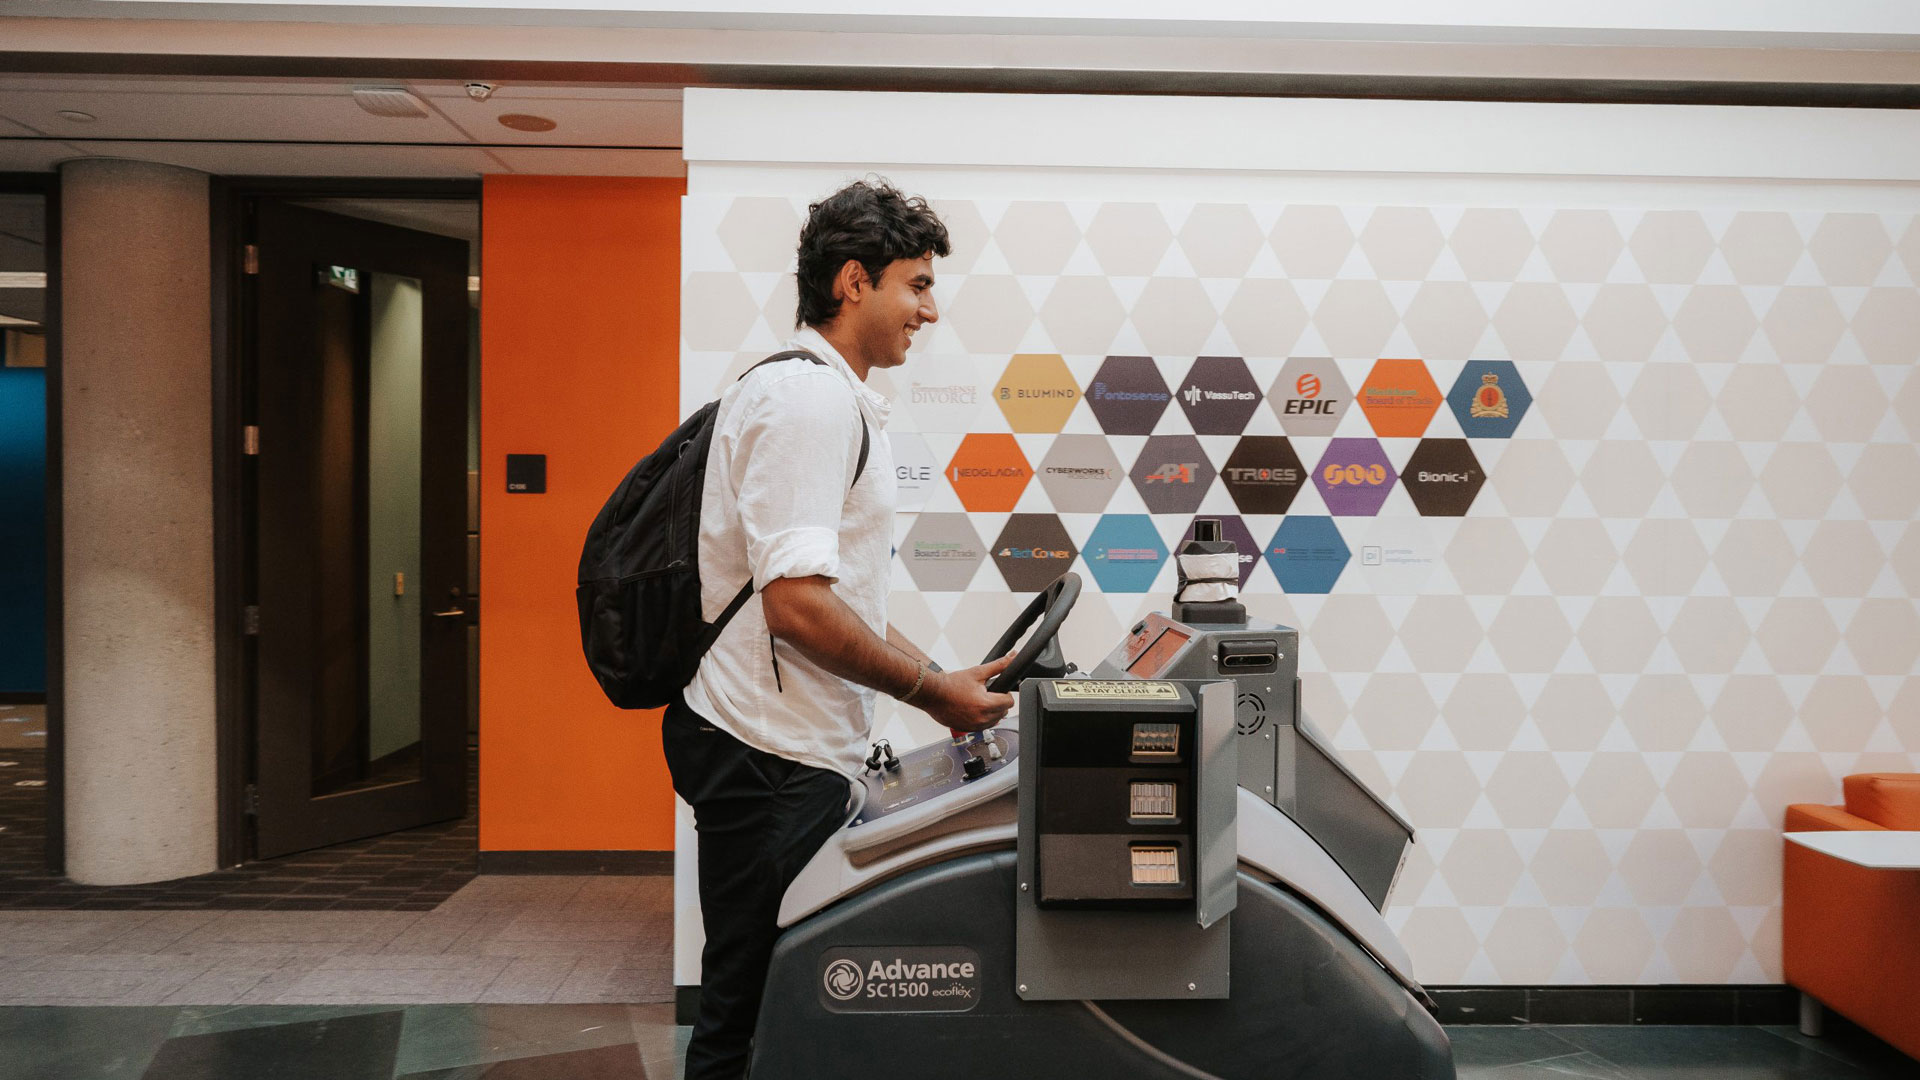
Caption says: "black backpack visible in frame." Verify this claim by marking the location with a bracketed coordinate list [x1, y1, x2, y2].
[576, 350, 870, 709]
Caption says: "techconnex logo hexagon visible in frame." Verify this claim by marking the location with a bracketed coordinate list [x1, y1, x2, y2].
[1312, 438, 1397, 516]
[1086, 356, 1173, 435]
[1176, 356, 1263, 435]
[1265, 516, 1351, 594]
[899, 513, 987, 592]
[993, 353, 1081, 433]
[1270, 357, 1350, 436]
[1129, 434, 1217, 515]
[1447, 359, 1533, 439]
[992, 514, 1079, 592]
[1083, 515, 1170, 593]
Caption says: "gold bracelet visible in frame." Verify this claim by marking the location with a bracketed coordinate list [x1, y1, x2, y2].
[898, 662, 927, 703]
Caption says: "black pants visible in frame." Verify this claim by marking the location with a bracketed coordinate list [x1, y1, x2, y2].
[663, 698, 850, 1080]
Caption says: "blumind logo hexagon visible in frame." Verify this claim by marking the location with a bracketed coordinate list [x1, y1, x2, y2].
[1083, 515, 1169, 593]
[993, 353, 1080, 433]
[1447, 359, 1533, 439]
[1312, 438, 1397, 516]
[1265, 516, 1350, 594]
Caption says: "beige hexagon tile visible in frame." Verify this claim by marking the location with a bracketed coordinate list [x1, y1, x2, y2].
[1358, 206, 1446, 280]
[1269, 205, 1354, 279]
[1540, 210, 1625, 283]
[1311, 279, 1399, 359]
[1848, 443, 1920, 520]
[1798, 674, 1883, 753]
[1671, 286, 1760, 364]
[1492, 283, 1581, 365]
[1131, 277, 1218, 356]
[1401, 282, 1489, 365]
[1622, 519, 1711, 596]
[1747, 907, 1785, 981]
[1444, 675, 1528, 750]
[1761, 287, 1847, 364]
[1218, 278, 1310, 359]
[1718, 212, 1805, 285]
[1712, 520, 1799, 597]
[1575, 753, 1662, 827]
[1177, 203, 1264, 279]
[1351, 673, 1438, 751]
[1668, 442, 1755, 519]
[1799, 520, 1887, 597]
[1490, 438, 1579, 517]
[944, 274, 1036, 354]
[1617, 830, 1703, 905]
[1580, 441, 1666, 519]
[1888, 680, 1920, 753]
[1851, 288, 1920, 367]
[1307, 594, 1398, 672]
[1628, 211, 1716, 284]
[1624, 363, 1714, 441]
[1753, 598, 1841, 676]
[757, 271, 800, 339]
[928, 199, 991, 275]
[1447, 518, 1533, 595]
[1663, 908, 1748, 982]
[1666, 597, 1753, 675]
[1531, 518, 1617, 595]
[1751, 752, 1841, 826]
[1578, 597, 1663, 674]
[1483, 908, 1569, 983]
[1574, 909, 1657, 982]
[1894, 369, 1920, 438]
[1484, 752, 1572, 828]
[1756, 443, 1842, 520]
[1487, 596, 1576, 674]
[1663, 753, 1752, 829]
[1532, 673, 1615, 751]
[1845, 598, 1920, 677]
[994, 201, 1082, 276]
[1707, 831, 1782, 907]
[1394, 751, 1483, 828]
[1083, 202, 1173, 277]
[1710, 675, 1795, 752]
[1398, 907, 1479, 985]
[1450, 208, 1534, 281]
[1583, 285, 1669, 365]
[681, 271, 764, 352]
[1715, 365, 1802, 443]
[1805, 213, 1893, 285]
[1396, 594, 1485, 672]
[1037, 276, 1128, 355]
[1441, 830, 1526, 906]
[715, 197, 804, 273]
[1620, 675, 1706, 753]
[1802, 365, 1891, 443]
[1530, 831, 1615, 907]
[1899, 215, 1920, 275]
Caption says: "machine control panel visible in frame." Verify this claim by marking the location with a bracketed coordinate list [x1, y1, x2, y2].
[849, 729, 1018, 828]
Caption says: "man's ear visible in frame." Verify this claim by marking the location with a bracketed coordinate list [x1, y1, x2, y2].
[832, 259, 868, 305]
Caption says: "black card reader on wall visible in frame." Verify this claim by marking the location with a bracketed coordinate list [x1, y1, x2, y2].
[505, 454, 546, 493]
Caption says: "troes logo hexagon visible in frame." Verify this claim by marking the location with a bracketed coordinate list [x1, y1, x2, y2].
[946, 433, 1032, 512]
[993, 353, 1081, 433]
[1357, 358, 1443, 437]
[1175, 356, 1264, 435]
[1220, 436, 1307, 515]
[1271, 357, 1350, 436]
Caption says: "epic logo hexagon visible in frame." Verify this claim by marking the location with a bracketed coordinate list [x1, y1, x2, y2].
[1182, 514, 1261, 588]
[992, 514, 1079, 592]
[1129, 434, 1218, 515]
[1036, 434, 1125, 514]
[1447, 359, 1533, 439]
[1220, 436, 1308, 515]
[1313, 438, 1397, 516]
[946, 433, 1032, 512]
[1401, 438, 1486, 516]
[1265, 516, 1351, 594]
[1083, 514, 1170, 593]
[1176, 356, 1263, 435]
[1271, 357, 1350, 436]
[1086, 356, 1173, 435]
[1357, 358, 1443, 438]
[993, 353, 1081, 433]
[900, 513, 988, 591]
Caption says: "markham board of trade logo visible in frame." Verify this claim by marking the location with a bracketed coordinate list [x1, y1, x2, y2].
[1270, 356, 1350, 436]
[1357, 358, 1443, 438]
[1312, 438, 1398, 516]
[819, 946, 984, 1014]
[899, 513, 988, 592]
[1176, 356, 1264, 435]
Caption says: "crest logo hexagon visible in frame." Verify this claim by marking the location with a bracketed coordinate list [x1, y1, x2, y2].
[1129, 434, 1218, 515]
[1176, 356, 1264, 435]
[1265, 516, 1351, 594]
[1220, 436, 1308, 516]
[1085, 355, 1173, 435]
[946, 433, 1032, 512]
[899, 513, 988, 592]
[1270, 357, 1351, 437]
[1401, 438, 1487, 516]
[991, 514, 1080, 592]
[1447, 359, 1533, 439]
[1036, 434, 1126, 514]
[1313, 438, 1398, 516]
[1083, 514, 1170, 593]
[1357, 358, 1444, 438]
[993, 353, 1081, 433]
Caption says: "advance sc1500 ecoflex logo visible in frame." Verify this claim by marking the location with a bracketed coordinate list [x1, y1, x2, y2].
[817, 947, 984, 1013]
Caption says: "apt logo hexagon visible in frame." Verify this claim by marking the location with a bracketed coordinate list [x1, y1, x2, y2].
[993, 353, 1081, 433]
[1401, 439, 1486, 516]
[1313, 438, 1397, 516]
[1181, 514, 1261, 589]
[1270, 357, 1350, 437]
[946, 433, 1032, 512]
[1265, 516, 1351, 594]
[1357, 358, 1444, 437]
[1036, 434, 1126, 514]
[1220, 436, 1307, 516]
[1129, 434, 1218, 515]
[900, 513, 988, 592]
[992, 514, 1080, 592]
[1447, 359, 1533, 439]
[1083, 514, 1170, 593]
[1086, 355, 1173, 435]
[1176, 356, 1264, 435]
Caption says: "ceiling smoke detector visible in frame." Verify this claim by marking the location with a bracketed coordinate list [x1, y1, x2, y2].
[465, 83, 497, 102]
[351, 87, 429, 119]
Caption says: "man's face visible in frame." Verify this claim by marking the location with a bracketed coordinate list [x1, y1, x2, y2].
[849, 254, 938, 371]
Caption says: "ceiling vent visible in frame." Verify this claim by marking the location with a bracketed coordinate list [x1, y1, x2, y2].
[351, 88, 429, 119]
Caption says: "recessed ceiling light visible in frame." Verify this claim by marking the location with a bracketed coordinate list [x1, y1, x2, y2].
[498, 113, 557, 133]
[56, 110, 95, 123]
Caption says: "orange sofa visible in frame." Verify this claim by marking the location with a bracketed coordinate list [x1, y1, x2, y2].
[1783, 772, 1920, 1061]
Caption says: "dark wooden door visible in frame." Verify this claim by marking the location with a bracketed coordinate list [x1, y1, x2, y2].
[250, 202, 468, 859]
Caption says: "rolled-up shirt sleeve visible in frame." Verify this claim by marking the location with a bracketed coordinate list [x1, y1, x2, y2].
[730, 370, 863, 592]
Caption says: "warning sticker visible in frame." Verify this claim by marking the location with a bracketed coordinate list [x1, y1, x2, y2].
[1050, 681, 1181, 700]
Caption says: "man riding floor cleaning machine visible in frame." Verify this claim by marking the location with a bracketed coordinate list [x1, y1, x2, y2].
[683, 519, 1455, 1079]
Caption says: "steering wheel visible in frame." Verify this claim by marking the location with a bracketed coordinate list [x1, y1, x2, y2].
[981, 572, 1081, 694]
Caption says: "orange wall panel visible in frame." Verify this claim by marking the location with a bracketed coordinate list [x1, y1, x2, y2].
[479, 175, 684, 852]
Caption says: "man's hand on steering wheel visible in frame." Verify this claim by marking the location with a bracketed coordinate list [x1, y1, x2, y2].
[916, 652, 1016, 732]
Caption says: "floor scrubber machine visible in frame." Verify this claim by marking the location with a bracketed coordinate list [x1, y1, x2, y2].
[741, 520, 1454, 1079]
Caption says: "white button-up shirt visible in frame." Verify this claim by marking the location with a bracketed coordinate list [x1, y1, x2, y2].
[682, 327, 896, 777]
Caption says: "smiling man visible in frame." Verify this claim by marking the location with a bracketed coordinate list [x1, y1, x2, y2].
[667, 178, 1016, 1080]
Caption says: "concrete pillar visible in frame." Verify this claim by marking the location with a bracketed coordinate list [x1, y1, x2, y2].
[60, 159, 216, 885]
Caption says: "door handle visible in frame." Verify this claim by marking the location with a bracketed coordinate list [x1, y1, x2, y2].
[431, 607, 466, 618]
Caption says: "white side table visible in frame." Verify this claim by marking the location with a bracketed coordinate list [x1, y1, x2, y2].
[1784, 829, 1920, 869]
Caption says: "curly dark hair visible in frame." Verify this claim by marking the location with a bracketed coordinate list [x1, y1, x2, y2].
[794, 177, 951, 329]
